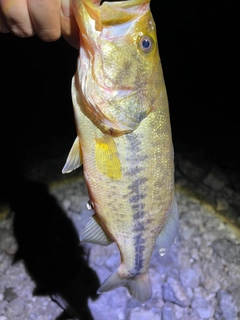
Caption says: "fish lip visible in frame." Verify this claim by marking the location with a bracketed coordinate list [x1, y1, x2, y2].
[84, 0, 149, 7]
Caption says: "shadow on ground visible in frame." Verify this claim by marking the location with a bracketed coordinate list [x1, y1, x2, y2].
[8, 178, 100, 320]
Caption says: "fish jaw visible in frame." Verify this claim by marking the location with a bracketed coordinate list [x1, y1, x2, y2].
[71, 0, 160, 136]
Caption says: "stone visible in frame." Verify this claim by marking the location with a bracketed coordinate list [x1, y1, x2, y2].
[162, 304, 174, 320]
[203, 276, 221, 293]
[117, 310, 126, 320]
[199, 243, 213, 260]
[203, 168, 227, 191]
[215, 290, 238, 320]
[191, 297, 214, 319]
[3, 287, 17, 302]
[0, 251, 11, 273]
[227, 283, 240, 304]
[173, 304, 186, 320]
[6, 297, 25, 317]
[212, 239, 240, 264]
[129, 307, 162, 320]
[216, 198, 229, 211]
[0, 300, 8, 315]
[178, 160, 206, 181]
[163, 278, 190, 307]
[179, 268, 200, 289]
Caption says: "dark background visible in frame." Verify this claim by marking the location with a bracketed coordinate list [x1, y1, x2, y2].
[0, 2, 238, 317]
[0, 0, 238, 195]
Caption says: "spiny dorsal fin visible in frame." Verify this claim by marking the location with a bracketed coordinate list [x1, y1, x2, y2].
[62, 137, 83, 174]
[80, 214, 113, 246]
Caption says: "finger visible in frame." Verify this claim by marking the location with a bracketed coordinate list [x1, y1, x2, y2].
[27, 0, 61, 42]
[61, 0, 79, 49]
[0, 0, 34, 37]
[0, 20, 9, 33]
[0, 12, 9, 33]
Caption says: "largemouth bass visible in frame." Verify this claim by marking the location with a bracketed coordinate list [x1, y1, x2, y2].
[63, 0, 178, 303]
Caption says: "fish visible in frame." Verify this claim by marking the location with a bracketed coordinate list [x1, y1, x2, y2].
[62, 0, 178, 303]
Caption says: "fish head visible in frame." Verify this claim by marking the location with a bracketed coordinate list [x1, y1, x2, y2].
[72, 0, 162, 136]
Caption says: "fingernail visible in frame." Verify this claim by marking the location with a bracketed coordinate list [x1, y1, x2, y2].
[61, 0, 73, 17]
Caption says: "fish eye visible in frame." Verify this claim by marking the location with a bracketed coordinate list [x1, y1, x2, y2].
[139, 35, 154, 53]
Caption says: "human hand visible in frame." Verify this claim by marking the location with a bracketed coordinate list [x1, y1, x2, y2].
[0, 0, 79, 49]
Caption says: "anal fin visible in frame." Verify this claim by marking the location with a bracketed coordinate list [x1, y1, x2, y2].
[62, 137, 82, 174]
[81, 214, 113, 246]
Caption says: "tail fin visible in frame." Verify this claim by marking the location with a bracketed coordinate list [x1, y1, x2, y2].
[97, 270, 152, 303]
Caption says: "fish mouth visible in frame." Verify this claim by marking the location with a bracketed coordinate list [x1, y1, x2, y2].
[72, 0, 150, 41]
[79, 0, 150, 24]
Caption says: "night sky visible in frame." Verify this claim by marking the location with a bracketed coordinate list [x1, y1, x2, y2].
[0, 0, 238, 200]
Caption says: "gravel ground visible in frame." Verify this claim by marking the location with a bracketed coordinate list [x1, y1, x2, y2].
[0, 147, 240, 320]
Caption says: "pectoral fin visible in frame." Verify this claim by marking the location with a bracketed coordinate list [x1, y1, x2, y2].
[95, 136, 122, 180]
[156, 196, 178, 256]
[62, 137, 82, 174]
[81, 214, 113, 246]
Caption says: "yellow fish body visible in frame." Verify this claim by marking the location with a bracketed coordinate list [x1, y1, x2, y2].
[63, 0, 178, 302]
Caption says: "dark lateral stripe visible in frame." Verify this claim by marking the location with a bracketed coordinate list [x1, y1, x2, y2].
[132, 233, 146, 275]
[125, 134, 149, 275]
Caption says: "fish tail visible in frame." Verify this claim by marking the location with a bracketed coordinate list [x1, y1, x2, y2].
[97, 269, 152, 303]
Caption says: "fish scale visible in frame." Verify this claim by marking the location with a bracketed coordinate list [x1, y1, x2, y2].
[62, 0, 178, 302]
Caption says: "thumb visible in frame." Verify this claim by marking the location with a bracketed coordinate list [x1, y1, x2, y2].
[61, 0, 79, 49]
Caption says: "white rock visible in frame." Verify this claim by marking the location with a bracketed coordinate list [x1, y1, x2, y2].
[193, 286, 206, 298]
[129, 307, 161, 320]
[163, 277, 190, 307]
[173, 304, 186, 319]
[0, 300, 8, 315]
[180, 268, 200, 289]
[204, 276, 221, 293]
[0, 230, 15, 253]
[203, 169, 227, 191]
[215, 290, 238, 320]
[216, 198, 229, 211]
[117, 310, 125, 320]
[162, 304, 173, 320]
[6, 297, 25, 317]
[191, 297, 214, 319]
[0, 251, 11, 273]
